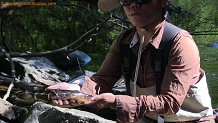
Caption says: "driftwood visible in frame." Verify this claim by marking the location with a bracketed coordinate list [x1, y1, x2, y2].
[0, 84, 47, 106]
[0, 98, 28, 120]
[30, 73, 61, 86]
[0, 75, 46, 92]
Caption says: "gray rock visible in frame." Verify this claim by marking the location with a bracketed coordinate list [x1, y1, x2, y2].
[12, 57, 70, 84]
[24, 102, 115, 123]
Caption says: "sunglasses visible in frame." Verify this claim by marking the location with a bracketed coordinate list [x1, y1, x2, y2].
[118, 0, 152, 6]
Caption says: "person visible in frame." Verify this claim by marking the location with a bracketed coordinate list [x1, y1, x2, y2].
[47, 0, 216, 122]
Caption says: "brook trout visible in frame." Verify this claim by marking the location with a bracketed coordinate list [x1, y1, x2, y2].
[50, 89, 93, 103]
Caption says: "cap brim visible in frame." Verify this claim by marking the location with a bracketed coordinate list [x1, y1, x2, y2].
[98, 0, 121, 12]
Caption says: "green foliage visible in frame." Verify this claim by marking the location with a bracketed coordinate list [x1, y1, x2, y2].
[84, 53, 106, 71]
[1, 1, 101, 52]
[197, 44, 218, 108]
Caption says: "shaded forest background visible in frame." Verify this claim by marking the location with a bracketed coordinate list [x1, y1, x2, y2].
[0, 0, 218, 107]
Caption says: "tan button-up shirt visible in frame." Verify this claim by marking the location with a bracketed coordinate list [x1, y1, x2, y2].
[81, 20, 203, 123]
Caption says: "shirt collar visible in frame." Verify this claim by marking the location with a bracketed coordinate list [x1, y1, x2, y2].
[129, 20, 166, 49]
[129, 33, 138, 48]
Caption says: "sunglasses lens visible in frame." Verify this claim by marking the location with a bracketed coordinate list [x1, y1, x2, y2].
[119, 0, 152, 6]
[137, 0, 152, 4]
[119, 0, 133, 6]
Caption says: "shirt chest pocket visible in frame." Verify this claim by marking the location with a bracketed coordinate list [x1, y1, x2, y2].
[134, 67, 155, 87]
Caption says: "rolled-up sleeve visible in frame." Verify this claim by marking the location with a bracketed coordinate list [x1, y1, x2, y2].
[161, 30, 201, 106]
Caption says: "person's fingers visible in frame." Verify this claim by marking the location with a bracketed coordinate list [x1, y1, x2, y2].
[52, 99, 74, 105]
[57, 99, 64, 105]
[63, 100, 69, 105]
[52, 100, 59, 104]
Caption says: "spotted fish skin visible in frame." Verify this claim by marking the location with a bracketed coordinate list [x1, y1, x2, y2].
[50, 89, 92, 103]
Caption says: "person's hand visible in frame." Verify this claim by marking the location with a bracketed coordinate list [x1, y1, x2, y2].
[198, 114, 217, 123]
[84, 93, 116, 110]
[47, 82, 80, 105]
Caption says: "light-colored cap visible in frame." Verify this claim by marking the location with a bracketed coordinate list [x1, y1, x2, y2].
[98, 0, 121, 12]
